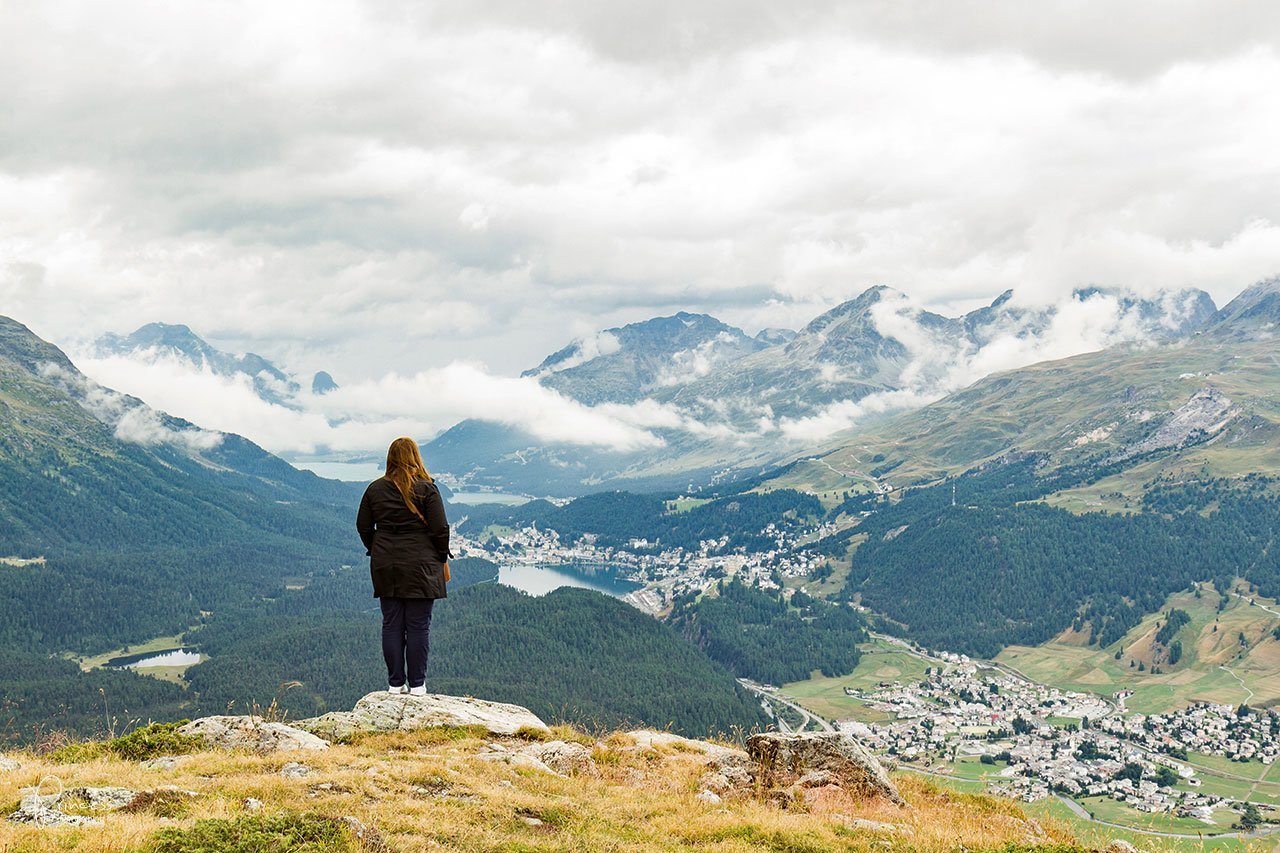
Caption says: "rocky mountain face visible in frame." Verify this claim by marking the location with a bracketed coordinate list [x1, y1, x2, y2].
[521, 311, 772, 405]
[1207, 276, 1280, 337]
[427, 284, 1222, 496]
[94, 322, 302, 406]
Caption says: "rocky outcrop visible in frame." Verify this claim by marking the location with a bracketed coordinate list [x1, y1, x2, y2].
[296, 692, 550, 740]
[478, 739, 597, 776]
[9, 795, 103, 828]
[0, 756, 19, 772]
[747, 732, 903, 805]
[178, 716, 329, 753]
[8, 786, 139, 828]
[626, 729, 741, 757]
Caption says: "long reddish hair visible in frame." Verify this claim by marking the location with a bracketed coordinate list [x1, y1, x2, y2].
[384, 437, 433, 521]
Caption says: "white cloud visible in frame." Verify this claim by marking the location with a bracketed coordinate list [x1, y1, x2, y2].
[38, 363, 224, 451]
[70, 350, 718, 455]
[778, 388, 940, 443]
[1, 1, 1278, 386]
[530, 331, 622, 376]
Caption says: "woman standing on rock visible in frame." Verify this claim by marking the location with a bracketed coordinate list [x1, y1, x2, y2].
[356, 437, 451, 696]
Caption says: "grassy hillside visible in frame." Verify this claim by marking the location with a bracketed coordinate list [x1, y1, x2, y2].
[998, 581, 1280, 715]
[771, 336, 1280, 503]
[0, 722, 1111, 851]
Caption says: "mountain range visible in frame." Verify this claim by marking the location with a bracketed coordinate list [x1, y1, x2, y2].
[771, 277, 1280, 503]
[93, 322, 337, 407]
[427, 284, 1222, 495]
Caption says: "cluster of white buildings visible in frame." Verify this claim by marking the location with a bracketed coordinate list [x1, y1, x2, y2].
[1097, 702, 1280, 765]
[841, 664, 1276, 822]
[455, 514, 832, 609]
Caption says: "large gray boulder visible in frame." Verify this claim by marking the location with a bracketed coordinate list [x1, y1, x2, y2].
[179, 716, 329, 753]
[295, 692, 550, 740]
[747, 732, 903, 805]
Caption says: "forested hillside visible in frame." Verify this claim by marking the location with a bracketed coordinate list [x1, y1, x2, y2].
[670, 578, 866, 685]
[181, 560, 768, 737]
[839, 460, 1280, 658]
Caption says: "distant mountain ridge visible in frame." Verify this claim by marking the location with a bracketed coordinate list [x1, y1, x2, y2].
[773, 278, 1280, 501]
[520, 311, 772, 405]
[0, 315, 354, 556]
[93, 322, 337, 407]
[428, 283, 1222, 495]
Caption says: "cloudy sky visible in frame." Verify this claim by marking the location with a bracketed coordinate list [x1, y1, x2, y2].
[4, 2, 1280, 457]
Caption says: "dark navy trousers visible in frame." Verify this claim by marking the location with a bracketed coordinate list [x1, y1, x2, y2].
[379, 597, 435, 689]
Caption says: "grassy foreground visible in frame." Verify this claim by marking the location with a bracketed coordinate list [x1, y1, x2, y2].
[0, 722, 1106, 852]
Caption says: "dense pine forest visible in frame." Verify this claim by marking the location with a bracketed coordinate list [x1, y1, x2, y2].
[181, 560, 767, 737]
[669, 577, 866, 686]
[839, 463, 1280, 657]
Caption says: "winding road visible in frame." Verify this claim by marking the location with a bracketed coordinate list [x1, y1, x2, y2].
[738, 678, 834, 733]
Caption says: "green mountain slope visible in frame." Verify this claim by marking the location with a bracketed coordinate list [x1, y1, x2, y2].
[776, 301, 1280, 505]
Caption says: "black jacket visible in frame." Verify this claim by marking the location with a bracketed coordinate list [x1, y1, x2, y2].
[356, 477, 451, 599]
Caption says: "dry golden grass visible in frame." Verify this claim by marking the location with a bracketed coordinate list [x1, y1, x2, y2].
[0, 726, 1097, 852]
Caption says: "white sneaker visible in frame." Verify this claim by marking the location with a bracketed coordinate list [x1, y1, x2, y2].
[408, 685, 427, 696]
[388, 684, 407, 694]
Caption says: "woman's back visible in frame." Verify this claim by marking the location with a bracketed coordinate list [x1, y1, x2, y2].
[357, 476, 451, 599]
[359, 436, 450, 695]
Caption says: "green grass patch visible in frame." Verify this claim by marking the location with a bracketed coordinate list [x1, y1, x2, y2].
[151, 811, 358, 852]
[780, 638, 933, 719]
[47, 721, 201, 763]
[1076, 796, 1228, 835]
[665, 497, 712, 514]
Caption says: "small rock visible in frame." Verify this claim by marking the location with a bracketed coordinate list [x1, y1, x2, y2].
[62, 786, 138, 811]
[700, 772, 731, 793]
[479, 752, 558, 775]
[847, 817, 911, 835]
[520, 815, 544, 827]
[141, 756, 180, 770]
[626, 730, 740, 757]
[342, 816, 388, 851]
[0, 756, 20, 772]
[531, 740, 596, 776]
[180, 716, 329, 753]
[1105, 842, 1139, 853]
[279, 762, 314, 779]
[243, 797, 263, 812]
[499, 780, 513, 788]
[701, 751, 753, 793]
[695, 790, 722, 805]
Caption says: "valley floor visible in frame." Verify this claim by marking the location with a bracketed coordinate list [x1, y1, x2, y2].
[775, 598, 1280, 852]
